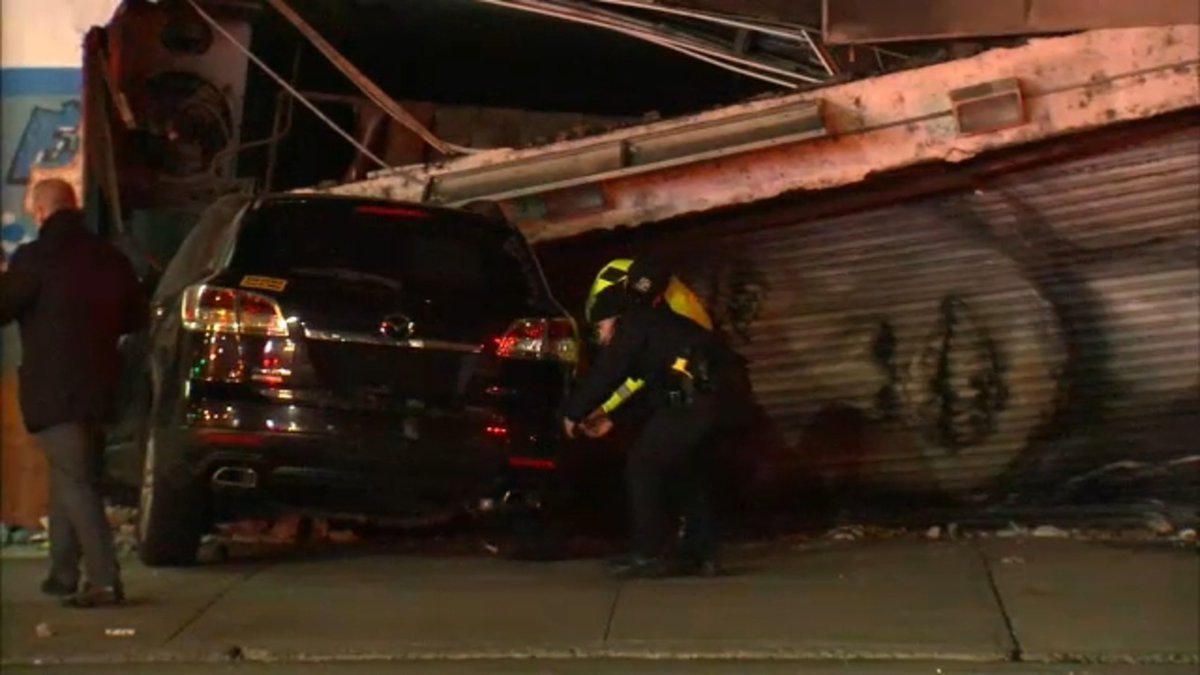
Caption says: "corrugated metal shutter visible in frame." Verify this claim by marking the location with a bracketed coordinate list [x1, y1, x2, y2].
[540, 120, 1199, 512]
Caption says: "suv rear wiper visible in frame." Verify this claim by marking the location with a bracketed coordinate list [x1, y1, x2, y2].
[290, 267, 404, 292]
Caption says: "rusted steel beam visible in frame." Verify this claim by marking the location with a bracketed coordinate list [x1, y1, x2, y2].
[325, 26, 1200, 243]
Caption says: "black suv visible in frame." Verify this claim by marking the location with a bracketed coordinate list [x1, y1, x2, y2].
[113, 194, 580, 566]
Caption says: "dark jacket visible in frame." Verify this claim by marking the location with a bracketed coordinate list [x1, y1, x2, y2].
[0, 210, 145, 432]
[564, 302, 720, 423]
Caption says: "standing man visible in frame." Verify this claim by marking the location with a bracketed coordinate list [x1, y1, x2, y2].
[0, 179, 144, 608]
[564, 261, 725, 578]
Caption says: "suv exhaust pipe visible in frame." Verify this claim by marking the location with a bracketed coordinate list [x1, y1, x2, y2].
[212, 466, 258, 489]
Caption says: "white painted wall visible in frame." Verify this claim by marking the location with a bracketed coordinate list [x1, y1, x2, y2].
[1, 0, 122, 68]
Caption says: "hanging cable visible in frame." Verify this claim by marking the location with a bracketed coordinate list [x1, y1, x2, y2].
[476, 0, 810, 87]
[588, 0, 905, 70]
[649, 41, 803, 88]
[593, 0, 812, 43]
[184, 0, 391, 170]
[263, 0, 480, 156]
[480, 0, 814, 84]
[520, 0, 824, 83]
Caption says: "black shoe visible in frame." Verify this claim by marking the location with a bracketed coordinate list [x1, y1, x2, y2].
[62, 582, 125, 609]
[610, 556, 669, 579]
[40, 578, 78, 597]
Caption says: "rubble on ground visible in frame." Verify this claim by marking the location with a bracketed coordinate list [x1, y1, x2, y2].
[1032, 525, 1070, 538]
[993, 522, 1029, 538]
[1144, 512, 1175, 536]
[827, 525, 863, 541]
[0, 523, 46, 552]
[215, 515, 359, 546]
[105, 505, 137, 529]
[5, 499, 1196, 560]
[810, 516, 1199, 547]
[105, 505, 141, 554]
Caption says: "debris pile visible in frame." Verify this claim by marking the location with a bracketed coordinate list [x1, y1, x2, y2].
[0, 522, 48, 551]
[106, 505, 139, 554]
[1032, 525, 1069, 539]
[813, 515, 1199, 547]
[1, 504, 140, 556]
[215, 515, 359, 546]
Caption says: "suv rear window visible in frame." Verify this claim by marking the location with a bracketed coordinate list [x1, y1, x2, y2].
[228, 200, 547, 310]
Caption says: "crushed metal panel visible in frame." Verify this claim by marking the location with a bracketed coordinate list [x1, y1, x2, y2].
[325, 27, 1200, 244]
[423, 99, 827, 204]
[823, 0, 1200, 44]
[428, 142, 625, 204]
[539, 122, 1200, 506]
[626, 100, 826, 167]
[521, 26, 1200, 242]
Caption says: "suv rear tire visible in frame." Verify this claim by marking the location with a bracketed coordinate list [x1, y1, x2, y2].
[137, 425, 207, 567]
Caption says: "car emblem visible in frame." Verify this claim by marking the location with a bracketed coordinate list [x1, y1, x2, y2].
[380, 314, 415, 341]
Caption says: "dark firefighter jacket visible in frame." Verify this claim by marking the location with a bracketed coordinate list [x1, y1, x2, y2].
[586, 258, 714, 415]
[564, 302, 720, 424]
[0, 209, 145, 432]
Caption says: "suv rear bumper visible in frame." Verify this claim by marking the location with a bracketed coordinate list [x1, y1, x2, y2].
[174, 398, 561, 520]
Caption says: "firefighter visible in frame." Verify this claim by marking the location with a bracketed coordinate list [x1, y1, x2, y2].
[584, 259, 713, 419]
[564, 261, 725, 578]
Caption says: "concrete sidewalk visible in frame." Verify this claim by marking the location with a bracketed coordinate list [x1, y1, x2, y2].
[1, 540, 1196, 668]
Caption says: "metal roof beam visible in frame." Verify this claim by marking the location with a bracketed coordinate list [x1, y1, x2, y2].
[323, 26, 1200, 243]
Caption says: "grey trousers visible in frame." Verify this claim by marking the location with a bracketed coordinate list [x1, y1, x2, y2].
[36, 422, 120, 588]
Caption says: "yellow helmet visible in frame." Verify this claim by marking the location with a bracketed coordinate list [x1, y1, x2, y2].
[585, 258, 714, 331]
[585, 258, 633, 324]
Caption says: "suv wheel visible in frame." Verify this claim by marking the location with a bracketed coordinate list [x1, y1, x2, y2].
[137, 426, 207, 566]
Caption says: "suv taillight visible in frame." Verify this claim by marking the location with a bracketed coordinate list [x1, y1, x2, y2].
[493, 318, 579, 364]
[181, 285, 289, 337]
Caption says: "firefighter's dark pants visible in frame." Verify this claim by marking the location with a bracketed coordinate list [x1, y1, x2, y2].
[626, 392, 717, 560]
